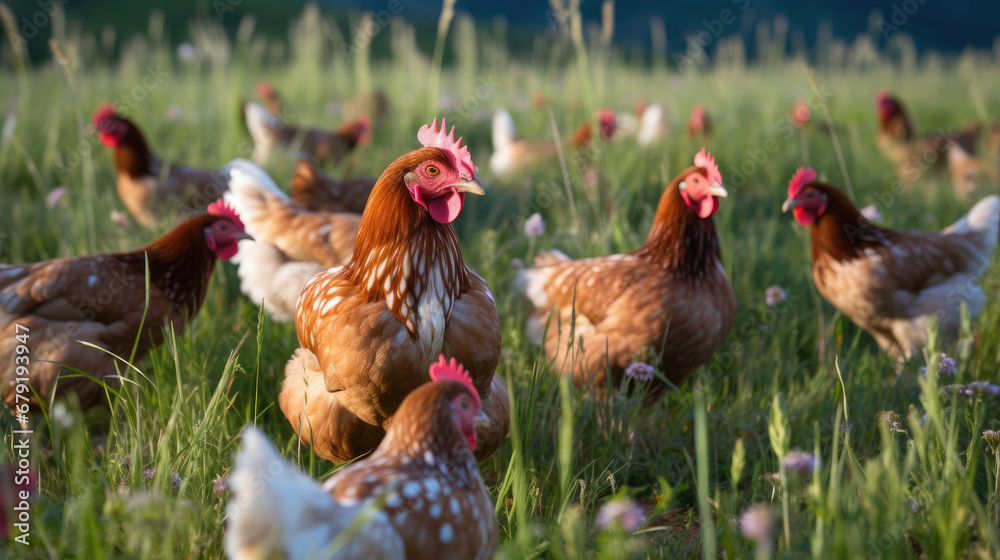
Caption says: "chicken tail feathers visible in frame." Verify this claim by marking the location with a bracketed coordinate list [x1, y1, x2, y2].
[491, 108, 518, 152]
[637, 104, 665, 146]
[223, 159, 288, 231]
[291, 157, 332, 204]
[944, 195, 1000, 258]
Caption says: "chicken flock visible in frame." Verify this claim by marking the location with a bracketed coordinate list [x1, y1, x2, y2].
[2, 80, 999, 558]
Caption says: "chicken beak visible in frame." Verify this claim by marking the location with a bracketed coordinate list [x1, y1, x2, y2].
[453, 178, 485, 196]
[473, 410, 490, 429]
[781, 198, 798, 213]
[708, 183, 729, 198]
[234, 232, 255, 242]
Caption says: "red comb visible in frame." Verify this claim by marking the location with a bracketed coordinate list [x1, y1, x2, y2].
[429, 355, 479, 407]
[256, 82, 275, 100]
[598, 109, 617, 139]
[417, 118, 476, 179]
[92, 104, 117, 127]
[875, 90, 890, 104]
[788, 167, 817, 197]
[207, 199, 245, 231]
[693, 148, 722, 186]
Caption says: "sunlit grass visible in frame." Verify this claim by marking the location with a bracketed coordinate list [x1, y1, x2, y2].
[1, 3, 1000, 558]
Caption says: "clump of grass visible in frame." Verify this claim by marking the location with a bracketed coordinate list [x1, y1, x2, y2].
[2, 4, 1000, 559]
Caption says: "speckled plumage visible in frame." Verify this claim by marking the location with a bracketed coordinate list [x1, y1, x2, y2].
[0, 213, 243, 411]
[514, 165, 736, 396]
[280, 145, 509, 464]
[227, 379, 498, 560]
[790, 179, 999, 361]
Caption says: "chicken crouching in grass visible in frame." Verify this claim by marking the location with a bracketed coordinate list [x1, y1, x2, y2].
[514, 148, 736, 398]
[489, 108, 618, 180]
[226, 357, 498, 560]
[0, 202, 251, 413]
[279, 119, 509, 464]
[875, 91, 1000, 198]
[223, 159, 362, 322]
[782, 167, 1000, 361]
[93, 105, 231, 228]
[242, 100, 370, 166]
[290, 157, 376, 214]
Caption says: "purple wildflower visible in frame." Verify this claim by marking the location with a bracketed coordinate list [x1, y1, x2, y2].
[46, 186, 68, 209]
[921, 353, 957, 376]
[765, 285, 787, 307]
[878, 410, 907, 433]
[213, 475, 229, 493]
[596, 498, 646, 532]
[177, 42, 197, 61]
[170, 472, 182, 489]
[523, 213, 545, 237]
[739, 503, 777, 545]
[624, 362, 655, 382]
[143, 469, 154, 479]
[968, 381, 1000, 397]
[782, 451, 817, 473]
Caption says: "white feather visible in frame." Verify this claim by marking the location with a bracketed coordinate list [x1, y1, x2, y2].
[225, 427, 339, 560]
[489, 108, 519, 178]
[637, 104, 665, 146]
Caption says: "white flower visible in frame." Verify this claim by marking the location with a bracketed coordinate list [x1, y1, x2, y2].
[739, 503, 777, 545]
[46, 186, 68, 209]
[111, 211, 130, 229]
[624, 362, 655, 382]
[523, 213, 545, 237]
[596, 498, 645, 532]
[177, 42, 198, 61]
[765, 285, 786, 307]
[860, 204, 882, 223]
[51, 402, 73, 430]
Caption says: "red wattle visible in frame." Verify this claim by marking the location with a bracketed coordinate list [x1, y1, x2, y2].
[681, 191, 718, 219]
[793, 207, 816, 226]
[426, 192, 465, 224]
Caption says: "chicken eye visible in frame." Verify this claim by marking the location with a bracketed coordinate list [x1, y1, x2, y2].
[460, 397, 469, 410]
[426, 165, 440, 176]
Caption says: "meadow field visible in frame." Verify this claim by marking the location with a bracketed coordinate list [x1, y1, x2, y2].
[1, 3, 1000, 558]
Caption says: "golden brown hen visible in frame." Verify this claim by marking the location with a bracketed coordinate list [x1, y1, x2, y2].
[93, 105, 230, 228]
[279, 119, 509, 463]
[514, 149, 735, 397]
[783, 167, 999, 361]
[0, 202, 250, 412]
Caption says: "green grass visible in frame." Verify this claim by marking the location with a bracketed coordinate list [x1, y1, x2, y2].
[2, 4, 1000, 559]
